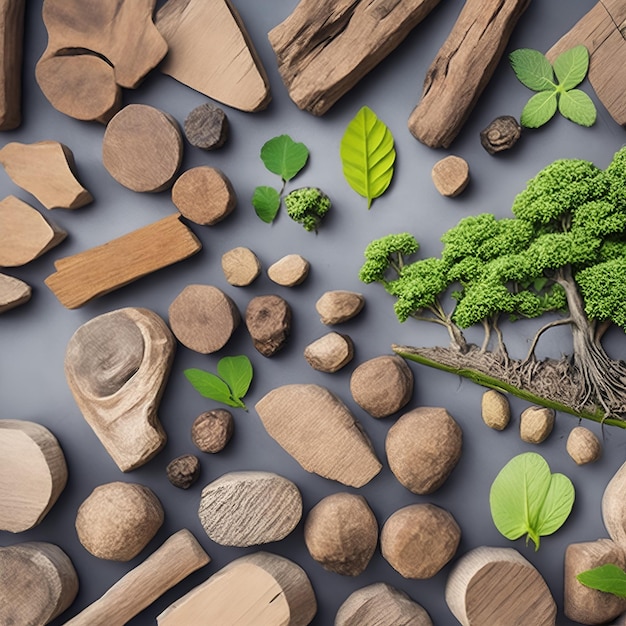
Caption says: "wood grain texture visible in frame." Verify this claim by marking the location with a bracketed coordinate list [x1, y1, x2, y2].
[221, 247, 261, 286]
[408, 0, 531, 148]
[255, 384, 382, 487]
[156, 0, 270, 112]
[0, 0, 25, 130]
[157, 551, 317, 626]
[0, 420, 68, 532]
[65, 529, 210, 626]
[0, 141, 92, 210]
[45, 214, 201, 309]
[0, 272, 31, 312]
[0, 195, 66, 267]
[64, 307, 175, 471]
[268, 0, 442, 116]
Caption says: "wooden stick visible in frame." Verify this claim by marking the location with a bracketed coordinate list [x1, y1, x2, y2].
[0, 0, 25, 129]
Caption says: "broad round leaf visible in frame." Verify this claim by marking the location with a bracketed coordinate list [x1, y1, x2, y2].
[260, 134, 309, 181]
[553, 45, 589, 91]
[252, 185, 281, 223]
[521, 91, 558, 128]
[558, 89, 597, 127]
[510, 48, 555, 91]
[535, 472, 575, 536]
[577, 564, 626, 597]
[217, 355, 253, 401]
[184, 368, 237, 407]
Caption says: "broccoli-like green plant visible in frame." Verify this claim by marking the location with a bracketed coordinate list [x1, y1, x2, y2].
[284, 187, 331, 232]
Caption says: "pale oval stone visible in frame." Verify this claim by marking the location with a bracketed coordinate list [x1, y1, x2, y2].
[520, 406, 555, 444]
[567, 426, 602, 465]
[267, 254, 310, 287]
[603, 460, 626, 547]
[386, 407, 462, 494]
[221, 247, 261, 286]
[198, 471, 302, 547]
[316, 290, 364, 324]
[304, 332, 354, 373]
[481, 389, 510, 430]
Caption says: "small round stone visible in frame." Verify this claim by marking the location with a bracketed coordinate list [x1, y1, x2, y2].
[166, 454, 200, 489]
[221, 247, 261, 286]
[304, 332, 354, 373]
[520, 406, 555, 444]
[267, 254, 310, 287]
[431, 155, 469, 197]
[315, 290, 364, 325]
[191, 409, 234, 453]
[184, 102, 229, 150]
[482, 389, 510, 430]
[567, 426, 602, 465]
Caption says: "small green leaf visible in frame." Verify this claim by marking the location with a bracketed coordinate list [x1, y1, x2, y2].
[558, 89, 597, 127]
[553, 45, 589, 91]
[260, 134, 309, 181]
[510, 48, 555, 91]
[521, 90, 558, 128]
[577, 564, 626, 598]
[252, 186, 281, 223]
[533, 277, 548, 291]
[217, 355, 253, 403]
[340, 106, 396, 209]
[184, 368, 240, 408]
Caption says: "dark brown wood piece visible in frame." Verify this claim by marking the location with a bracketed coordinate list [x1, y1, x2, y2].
[0, 0, 25, 130]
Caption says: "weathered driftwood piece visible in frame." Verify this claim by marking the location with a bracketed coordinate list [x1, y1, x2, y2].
[335, 583, 433, 626]
[166, 454, 200, 489]
[64, 529, 210, 626]
[157, 552, 317, 626]
[255, 384, 382, 488]
[156, 0, 270, 112]
[316, 290, 364, 324]
[431, 155, 470, 197]
[184, 102, 229, 150]
[45, 214, 201, 308]
[198, 471, 302, 547]
[267, 254, 310, 287]
[245, 294, 292, 356]
[481, 389, 511, 430]
[408, 0, 531, 148]
[0, 419, 68, 532]
[547, 0, 626, 126]
[64, 307, 175, 471]
[0, 141, 92, 210]
[221, 247, 261, 286]
[103, 104, 183, 193]
[520, 406, 555, 444]
[0, 273, 31, 312]
[191, 409, 234, 453]
[171, 166, 236, 225]
[567, 426, 602, 465]
[445, 546, 557, 626]
[480, 115, 521, 154]
[603, 460, 626, 547]
[268, 0, 442, 116]
[0, 542, 78, 625]
[76, 482, 164, 561]
[36, 0, 166, 122]
[304, 493, 377, 576]
[304, 332, 354, 373]
[0, 195, 66, 266]
[169, 284, 240, 353]
[0, 0, 25, 130]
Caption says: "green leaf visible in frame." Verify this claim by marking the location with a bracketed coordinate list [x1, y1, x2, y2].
[553, 45, 589, 91]
[340, 105, 396, 209]
[510, 48, 555, 91]
[217, 355, 253, 404]
[577, 564, 626, 598]
[558, 89, 597, 127]
[521, 90, 558, 128]
[533, 277, 548, 291]
[260, 134, 309, 181]
[184, 368, 240, 408]
[252, 186, 281, 223]
[489, 452, 575, 550]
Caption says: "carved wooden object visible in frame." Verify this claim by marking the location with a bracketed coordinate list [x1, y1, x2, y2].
[64, 307, 176, 471]
[156, 0, 270, 112]
[0, 195, 66, 266]
[0, 0, 25, 130]
[45, 214, 201, 309]
[408, 0, 531, 148]
[0, 141, 92, 210]
[269, 0, 442, 115]
[0, 273, 31, 312]
[65, 529, 210, 626]
[157, 552, 317, 626]
[0, 542, 78, 625]
[0, 420, 68, 532]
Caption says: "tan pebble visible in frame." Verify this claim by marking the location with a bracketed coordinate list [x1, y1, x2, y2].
[191, 409, 234, 453]
[520, 406, 555, 444]
[221, 247, 261, 286]
[566, 426, 601, 465]
[304, 332, 354, 373]
[316, 290, 364, 324]
[245, 294, 291, 357]
[267, 254, 310, 287]
[431, 155, 469, 197]
[482, 389, 510, 430]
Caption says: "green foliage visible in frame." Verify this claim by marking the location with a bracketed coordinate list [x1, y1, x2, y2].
[577, 564, 626, 597]
[510, 46, 596, 128]
[577, 258, 626, 330]
[489, 452, 575, 550]
[284, 187, 331, 232]
[252, 186, 281, 223]
[340, 106, 396, 209]
[359, 233, 419, 284]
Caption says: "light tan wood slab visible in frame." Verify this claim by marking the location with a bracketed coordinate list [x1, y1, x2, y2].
[0, 272, 31, 312]
[0, 0, 25, 130]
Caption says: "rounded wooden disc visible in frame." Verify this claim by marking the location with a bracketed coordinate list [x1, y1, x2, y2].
[102, 104, 183, 192]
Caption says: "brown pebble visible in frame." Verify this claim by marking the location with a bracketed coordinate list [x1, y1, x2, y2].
[245, 294, 291, 357]
[304, 332, 354, 373]
[566, 426, 601, 465]
[221, 247, 261, 287]
[166, 454, 200, 489]
[520, 406, 555, 444]
[267, 254, 310, 287]
[191, 409, 234, 453]
[184, 102, 229, 150]
[316, 290, 364, 324]
[480, 115, 521, 154]
[431, 155, 469, 197]
[482, 389, 510, 430]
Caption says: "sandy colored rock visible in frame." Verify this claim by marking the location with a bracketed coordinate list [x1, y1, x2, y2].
[255, 384, 382, 488]
[350, 354, 413, 418]
[481, 389, 510, 430]
[304, 493, 377, 576]
[316, 290, 364, 324]
[386, 407, 462, 494]
[245, 294, 291, 356]
[431, 155, 469, 197]
[166, 454, 200, 489]
[191, 409, 234, 453]
[267, 254, 310, 287]
[380, 503, 460, 579]
[0, 273, 31, 313]
[564, 539, 626, 625]
[221, 247, 261, 286]
[520, 406, 555, 444]
[335, 583, 433, 626]
[567, 426, 602, 465]
[603, 460, 626, 547]
[304, 332, 354, 373]
[198, 471, 302, 547]
[76, 482, 164, 561]
[184, 102, 229, 150]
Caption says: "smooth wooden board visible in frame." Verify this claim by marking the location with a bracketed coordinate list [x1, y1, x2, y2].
[0, 272, 31, 312]
[0, 0, 25, 129]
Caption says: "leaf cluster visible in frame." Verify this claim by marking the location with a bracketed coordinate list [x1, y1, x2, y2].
[284, 187, 331, 232]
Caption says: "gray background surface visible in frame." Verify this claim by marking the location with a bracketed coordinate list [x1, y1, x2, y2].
[2, 0, 626, 624]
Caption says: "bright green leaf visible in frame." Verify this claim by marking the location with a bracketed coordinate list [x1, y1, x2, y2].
[252, 186, 281, 223]
[340, 106, 396, 209]
[217, 355, 253, 403]
[184, 368, 240, 408]
[510, 48, 555, 91]
[577, 564, 626, 598]
[553, 45, 589, 91]
[521, 90, 558, 128]
[260, 134, 309, 181]
[558, 89, 597, 127]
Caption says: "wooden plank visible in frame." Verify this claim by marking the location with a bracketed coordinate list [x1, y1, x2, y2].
[0, 0, 25, 130]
